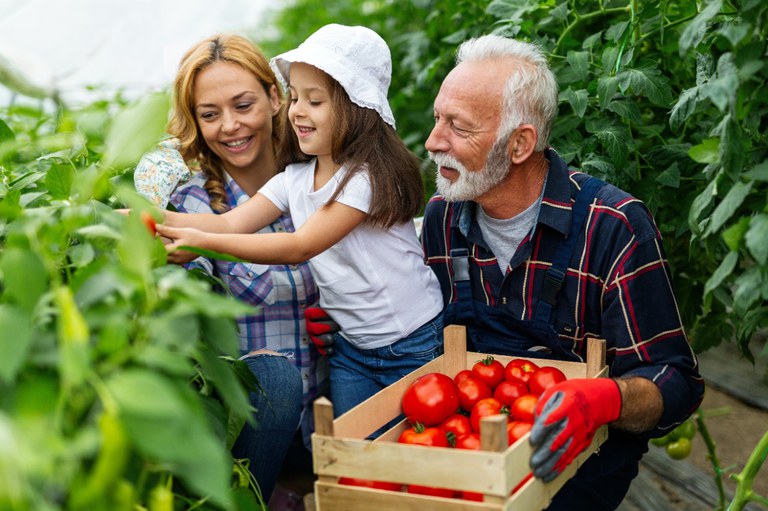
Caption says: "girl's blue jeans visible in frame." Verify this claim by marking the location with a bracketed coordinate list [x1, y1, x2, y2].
[328, 313, 444, 420]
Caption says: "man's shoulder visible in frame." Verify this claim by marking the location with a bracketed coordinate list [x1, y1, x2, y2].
[569, 171, 658, 243]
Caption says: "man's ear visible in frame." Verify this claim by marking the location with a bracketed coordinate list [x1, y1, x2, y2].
[507, 124, 539, 164]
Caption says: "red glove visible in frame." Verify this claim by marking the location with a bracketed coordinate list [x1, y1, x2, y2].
[304, 307, 340, 356]
[529, 378, 621, 482]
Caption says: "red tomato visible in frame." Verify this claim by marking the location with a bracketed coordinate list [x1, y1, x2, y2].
[472, 355, 505, 390]
[506, 420, 532, 445]
[140, 211, 157, 236]
[470, 397, 506, 433]
[406, 485, 456, 498]
[439, 413, 472, 442]
[457, 377, 492, 412]
[504, 359, 539, 383]
[454, 369, 474, 385]
[462, 491, 484, 501]
[510, 394, 538, 423]
[398, 423, 449, 447]
[454, 432, 481, 450]
[511, 473, 533, 495]
[528, 366, 567, 397]
[401, 373, 460, 426]
[493, 379, 528, 407]
[338, 477, 403, 491]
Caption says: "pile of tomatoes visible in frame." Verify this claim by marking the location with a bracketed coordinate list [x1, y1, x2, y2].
[339, 356, 568, 500]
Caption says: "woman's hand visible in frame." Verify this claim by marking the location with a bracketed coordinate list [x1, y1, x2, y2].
[155, 223, 206, 264]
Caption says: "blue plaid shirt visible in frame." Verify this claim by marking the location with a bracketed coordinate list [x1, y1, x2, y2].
[171, 171, 328, 440]
[421, 149, 704, 435]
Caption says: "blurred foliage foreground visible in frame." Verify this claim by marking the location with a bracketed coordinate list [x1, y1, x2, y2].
[1, 0, 767, 510]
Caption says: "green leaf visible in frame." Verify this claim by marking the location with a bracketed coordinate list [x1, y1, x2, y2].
[0, 118, 15, 144]
[688, 138, 720, 164]
[745, 214, 768, 265]
[0, 305, 33, 383]
[580, 156, 615, 177]
[560, 88, 589, 118]
[44, 162, 75, 200]
[107, 369, 190, 418]
[582, 31, 603, 50]
[733, 266, 762, 314]
[700, 53, 738, 112]
[705, 181, 752, 236]
[0, 247, 48, 313]
[617, 63, 673, 107]
[177, 246, 250, 263]
[585, 118, 629, 168]
[197, 347, 251, 421]
[722, 217, 750, 251]
[597, 76, 620, 110]
[606, 99, 641, 124]
[103, 92, 170, 169]
[679, 0, 723, 56]
[744, 160, 768, 181]
[669, 87, 699, 130]
[566, 51, 590, 82]
[704, 251, 738, 296]
[656, 162, 681, 188]
[486, 0, 540, 20]
[717, 21, 750, 47]
[689, 179, 717, 235]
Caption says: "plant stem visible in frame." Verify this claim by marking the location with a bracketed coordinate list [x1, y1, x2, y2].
[727, 428, 768, 511]
[696, 410, 728, 510]
[553, 6, 631, 55]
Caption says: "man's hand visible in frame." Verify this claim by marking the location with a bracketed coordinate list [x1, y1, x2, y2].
[304, 307, 340, 356]
[529, 378, 622, 482]
[155, 223, 206, 265]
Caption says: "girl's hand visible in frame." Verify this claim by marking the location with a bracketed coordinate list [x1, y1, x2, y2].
[155, 223, 206, 264]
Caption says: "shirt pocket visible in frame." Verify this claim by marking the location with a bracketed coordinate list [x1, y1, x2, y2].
[225, 262, 276, 306]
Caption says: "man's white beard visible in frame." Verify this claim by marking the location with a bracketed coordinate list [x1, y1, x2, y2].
[431, 138, 511, 202]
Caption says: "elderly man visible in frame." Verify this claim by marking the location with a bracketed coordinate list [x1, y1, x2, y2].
[420, 34, 704, 510]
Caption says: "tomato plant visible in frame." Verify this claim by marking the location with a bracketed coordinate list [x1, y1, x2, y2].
[439, 413, 472, 442]
[401, 372, 460, 426]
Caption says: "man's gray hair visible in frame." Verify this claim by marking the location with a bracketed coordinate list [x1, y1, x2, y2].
[456, 35, 558, 151]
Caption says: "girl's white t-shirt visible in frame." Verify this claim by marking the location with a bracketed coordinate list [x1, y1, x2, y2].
[259, 159, 444, 349]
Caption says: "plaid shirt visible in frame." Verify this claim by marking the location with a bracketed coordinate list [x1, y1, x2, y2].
[171, 172, 328, 440]
[421, 149, 703, 434]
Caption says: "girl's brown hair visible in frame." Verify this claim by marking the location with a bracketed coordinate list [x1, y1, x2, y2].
[277, 71, 423, 228]
[167, 34, 286, 212]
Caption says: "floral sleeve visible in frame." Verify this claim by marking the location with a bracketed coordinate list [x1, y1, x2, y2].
[134, 138, 192, 208]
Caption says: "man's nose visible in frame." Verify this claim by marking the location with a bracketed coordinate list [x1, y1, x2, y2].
[425, 122, 448, 153]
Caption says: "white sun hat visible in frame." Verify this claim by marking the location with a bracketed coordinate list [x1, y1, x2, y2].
[269, 23, 396, 128]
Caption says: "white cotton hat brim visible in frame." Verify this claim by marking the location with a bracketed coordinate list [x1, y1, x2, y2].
[270, 24, 396, 128]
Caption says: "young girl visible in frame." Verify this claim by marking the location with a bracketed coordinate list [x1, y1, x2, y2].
[157, 24, 445, 419]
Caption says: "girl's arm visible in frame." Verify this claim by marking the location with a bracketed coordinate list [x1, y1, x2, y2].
[163, 193, 283, 234]
[157, 197, 367, 265]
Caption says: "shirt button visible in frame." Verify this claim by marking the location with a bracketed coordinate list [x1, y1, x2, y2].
[301, 336, 308, 345]
[289, 265, 298, 270]
[246, 271, 254, 278]
[501, 296, 507, 305]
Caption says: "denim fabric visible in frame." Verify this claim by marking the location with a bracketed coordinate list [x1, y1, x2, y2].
[231, 353, 303, 502]
[328, 313, 444, 419]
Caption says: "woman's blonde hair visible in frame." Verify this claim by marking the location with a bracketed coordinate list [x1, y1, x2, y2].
[167, 34, 285, 212]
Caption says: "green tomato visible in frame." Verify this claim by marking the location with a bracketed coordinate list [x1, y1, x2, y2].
[670, 419, 697, 440]
[650, 433, 672, 446]
[666, 437, 693, 460]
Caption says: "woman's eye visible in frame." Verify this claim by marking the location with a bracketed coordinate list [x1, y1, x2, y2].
[289, 97, 298, 103]
[236, 102, 253, 110]
[200, 112, 216, 120]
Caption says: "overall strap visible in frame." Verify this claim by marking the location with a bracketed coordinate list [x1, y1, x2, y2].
[534, 177, 606, 324]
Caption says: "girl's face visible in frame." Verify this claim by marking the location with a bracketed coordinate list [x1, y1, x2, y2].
[288, 63, 334, 164]
[193, 61, 280, 176]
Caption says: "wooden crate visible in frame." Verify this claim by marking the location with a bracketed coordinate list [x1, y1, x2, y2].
[312, 325, 609, 510]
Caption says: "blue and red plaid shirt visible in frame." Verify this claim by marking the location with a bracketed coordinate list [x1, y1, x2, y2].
[171, 171, 328, 441]
[421, 149, 704, 435]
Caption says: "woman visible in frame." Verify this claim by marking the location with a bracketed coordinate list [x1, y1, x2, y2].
[134, 34, 327, 506]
